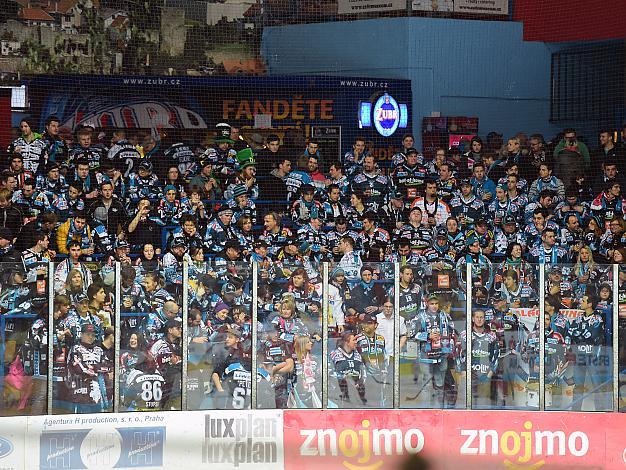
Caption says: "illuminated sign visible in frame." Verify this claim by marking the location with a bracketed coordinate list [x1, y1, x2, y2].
[359, 93, 408, 137]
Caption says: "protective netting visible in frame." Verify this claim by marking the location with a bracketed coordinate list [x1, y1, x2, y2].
[0, 0, 625, 416]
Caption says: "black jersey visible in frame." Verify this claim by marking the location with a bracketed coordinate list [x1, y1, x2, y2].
[122, 369, 166, 410]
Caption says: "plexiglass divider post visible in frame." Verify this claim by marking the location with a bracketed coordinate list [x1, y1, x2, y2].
[181, 261, 189, 411]
[539, 264, 545, 411]
[114, 262, 121, 413]
[614, 263, 620, 412]
[393, 262, 400, 408]
[251, 262, 258, 409]
[47, 262, 54, 415]
[465, 262, 472, 410]
[322, 262, 329, 409]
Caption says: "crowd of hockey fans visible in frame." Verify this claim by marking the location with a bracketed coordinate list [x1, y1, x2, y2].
[1, 116, 626, 414]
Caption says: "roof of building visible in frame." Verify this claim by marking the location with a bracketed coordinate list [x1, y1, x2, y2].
[19, 7, 55, 21]
[222, 58, 266, 75]
[45, 0, 78, 14]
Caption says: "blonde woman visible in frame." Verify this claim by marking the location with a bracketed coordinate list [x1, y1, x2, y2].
[289, 335, 321, 408]
[574, 245, 603, 297]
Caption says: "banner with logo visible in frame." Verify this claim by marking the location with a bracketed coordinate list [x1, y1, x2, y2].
[25, 75, 412, 164]
[453, 0, 508, 15]
[412, 0, 453, 11]
[284, 409, 626, 469]
[21, 409, 282, 470]
[337, 0, 406, 14]
[0, 416, 27, 470]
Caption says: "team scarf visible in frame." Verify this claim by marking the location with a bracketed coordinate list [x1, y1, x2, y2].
[67, 219, 91, 250]
[538, 245, 559, 264]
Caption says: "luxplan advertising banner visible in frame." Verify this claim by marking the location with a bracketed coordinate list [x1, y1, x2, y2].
[0, 409, 282, 469]
[284, 409, 626, 469]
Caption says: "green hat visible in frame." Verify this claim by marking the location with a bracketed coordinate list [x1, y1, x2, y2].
[237, 147, 256, 169]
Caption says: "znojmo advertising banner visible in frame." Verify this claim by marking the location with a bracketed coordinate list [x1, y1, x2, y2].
[284, 409, 626, 469]
[4, 409, 626, 469]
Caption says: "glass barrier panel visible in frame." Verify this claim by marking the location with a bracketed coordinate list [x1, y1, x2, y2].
[257, 260, 322, 409]
[0, 262, 49, 416]
[545, 263, 613, 411]
[400, 258, 464, 409]
[617, 264, 626, 412]
[479, 260, 540, 410]
[328, 261, 393, 409]
[185, 258, 253, 410]
[52, 261, 114, 414]
[118, 261, 183, 412]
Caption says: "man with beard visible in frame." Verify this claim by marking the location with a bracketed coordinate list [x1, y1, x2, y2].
[350, 155, 390, 212]
[391, 147, 427, 200]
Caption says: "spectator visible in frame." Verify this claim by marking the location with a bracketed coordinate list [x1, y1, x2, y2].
[553, 128, 589, 182]
[56, 211, 93, 256]
[89, 181, 127, 237]
[528, 162, 565, 203]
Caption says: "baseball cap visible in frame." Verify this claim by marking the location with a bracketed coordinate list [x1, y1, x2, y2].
[171, 238, 186, 249]
[138, 160, 153, 172]
[114, 239, 129, 249]
[217, 206, 234, 216]
[222, 283, 237, 295]
[427, 293, 439, 301]
[75, 293, 89, 304]
[435, 228, 447, 239]
[405, 147, 418, 155]
[502, 215, 517, 225]
[81, 323, 96, 333]
[459, 178, 472, 186]
[361, 314, 378, 324]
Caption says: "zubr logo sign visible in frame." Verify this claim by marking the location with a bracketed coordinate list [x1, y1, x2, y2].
[374, 94, 399, 137]
[358, 93, 408, 137]
[0, 437, 13, 459]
